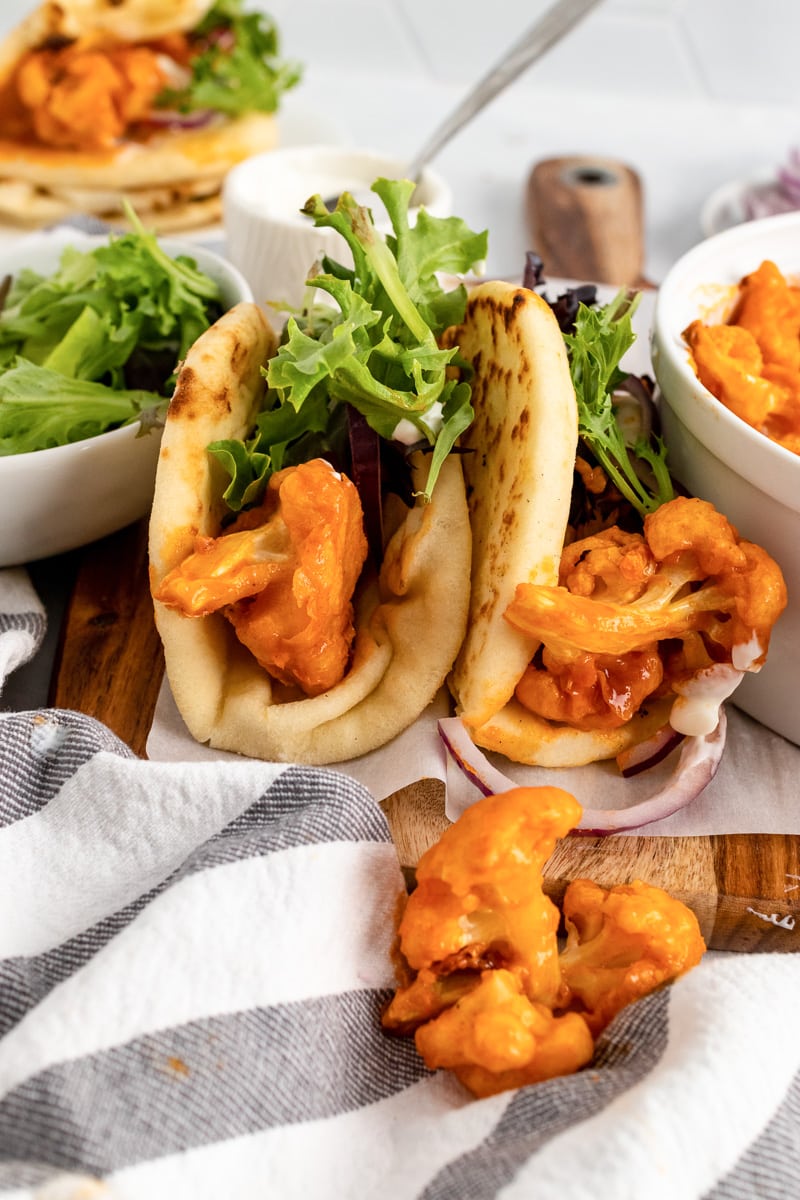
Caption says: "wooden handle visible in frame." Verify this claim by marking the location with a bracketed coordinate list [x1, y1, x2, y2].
[526, 155, 647, 286]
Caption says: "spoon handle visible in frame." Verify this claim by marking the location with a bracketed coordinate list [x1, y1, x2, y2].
[406, 0, 604, 182]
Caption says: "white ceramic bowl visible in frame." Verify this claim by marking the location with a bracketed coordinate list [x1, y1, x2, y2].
[652, 210, 800, 745]
[0, 230, 251, 567]
[222, 144, 452, 320]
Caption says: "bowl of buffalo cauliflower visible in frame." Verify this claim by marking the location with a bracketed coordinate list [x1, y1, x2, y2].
[652, 210, 800, 747]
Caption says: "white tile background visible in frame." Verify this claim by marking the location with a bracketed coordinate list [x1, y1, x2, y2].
[1, 0, 799, 280]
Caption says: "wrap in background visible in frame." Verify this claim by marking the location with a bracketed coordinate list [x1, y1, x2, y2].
[0, 0, 285, 230]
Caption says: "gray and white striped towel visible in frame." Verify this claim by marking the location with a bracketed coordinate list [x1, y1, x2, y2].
[2, 567, 800, 1200]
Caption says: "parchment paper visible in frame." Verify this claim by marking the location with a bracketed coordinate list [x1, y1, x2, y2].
[146, 680, 800, 837]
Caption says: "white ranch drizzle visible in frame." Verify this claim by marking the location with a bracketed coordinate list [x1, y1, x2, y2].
[669, 663, 745, 737]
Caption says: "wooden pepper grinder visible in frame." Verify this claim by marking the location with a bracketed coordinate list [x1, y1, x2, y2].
[526, 155, 650, 286]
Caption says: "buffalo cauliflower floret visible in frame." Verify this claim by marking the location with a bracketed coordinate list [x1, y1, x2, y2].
[558, 877, 706, 1036]
[154, 458, 368, 697]
[733, 259, 800, 372]
[382, 788, 706, 1099]
[684, 321, 782, 430]
[685, 260, 800, 450]
[414, 969, 594, 1099]
[382, 786, 582, 1029]
[15, 44, 169, 150]
[506, 495, 787, 736]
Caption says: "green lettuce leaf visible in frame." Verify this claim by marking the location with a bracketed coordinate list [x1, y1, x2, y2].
[0, 206, 223, 453]
[0, 361, 162, 455]
[157, 0, 301, 117]
[565, 290, 674, 517]
[209, 178, 487, 510]
[205, 435, 271, 510]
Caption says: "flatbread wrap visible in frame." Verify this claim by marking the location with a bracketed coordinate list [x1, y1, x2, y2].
[149, 181, 487, 764]
[445, 280, 787, 770]
[0, 0, 298, 230]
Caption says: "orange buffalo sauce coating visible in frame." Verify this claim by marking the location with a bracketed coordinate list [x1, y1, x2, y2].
[154, 459, 368, 697]
[4, 39, 187, 151]
[382, 787, 705, 1099]
[514, 527, 664, 730]
[392, 786, 582, 1010]
[515, 644, 664, 731]
[685, 259, 800, 454]
[414, 969, 595, 1099]
[507, 495, 787, 732]
[558, 878, 706, 1037]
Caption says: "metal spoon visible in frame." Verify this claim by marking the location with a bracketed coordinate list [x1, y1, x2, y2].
[324, 0, 604, 210]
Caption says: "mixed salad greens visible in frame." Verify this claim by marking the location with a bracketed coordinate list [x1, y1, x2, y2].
[0, 210, 224, 455]
[565, 292, 674, 519]
[209, 178, 488, 513]
[156, 0, 301, 119]
[523, 253, 674, 523]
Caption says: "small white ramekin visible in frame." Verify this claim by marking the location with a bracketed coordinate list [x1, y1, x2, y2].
[222, 144, 452, 321]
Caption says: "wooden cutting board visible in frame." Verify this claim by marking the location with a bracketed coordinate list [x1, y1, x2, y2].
[50, 516, 800, 955]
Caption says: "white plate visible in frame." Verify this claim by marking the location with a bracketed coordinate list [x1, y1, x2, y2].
[0, 97, 347, 252]
[700, 169, 800, 238]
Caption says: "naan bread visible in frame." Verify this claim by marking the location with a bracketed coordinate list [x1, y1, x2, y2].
[0, 1, 277, 232]
[446, 281, 666, 768]
[0, 111, 278, 192]
[0, 174, 226, 231]
[460, 695, 675, 768]
[149, 302, 472, 765]
[446, 282, 577, 727]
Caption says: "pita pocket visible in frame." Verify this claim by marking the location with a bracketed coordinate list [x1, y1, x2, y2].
[148, 302, 472, 764]
[0, 0, 298, 231]
[446, 281, 787, 769]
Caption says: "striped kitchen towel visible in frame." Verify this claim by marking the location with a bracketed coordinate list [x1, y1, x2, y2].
[2, 576, 800, 1198]
[1, 709, 800, 1200]
[0, 571, 45, 689]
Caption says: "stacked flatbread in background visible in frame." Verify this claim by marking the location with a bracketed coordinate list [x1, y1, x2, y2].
[0, 0, 293, 231]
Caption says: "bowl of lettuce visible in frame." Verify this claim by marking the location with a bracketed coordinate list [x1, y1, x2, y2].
[0, 222, 251, 566]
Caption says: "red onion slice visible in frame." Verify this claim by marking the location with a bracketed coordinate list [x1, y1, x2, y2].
[616, 724, 685, 778]
[347, 406, 383, 560]
[576, 709, 726, 835]
[743, 181, 800, 221]
[145, 108, 216, 130]
[438, 709, 727, 836]
[208, 27, 236, 51]
[777, 166, 800, 205]
[438, 717, 519, 797]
